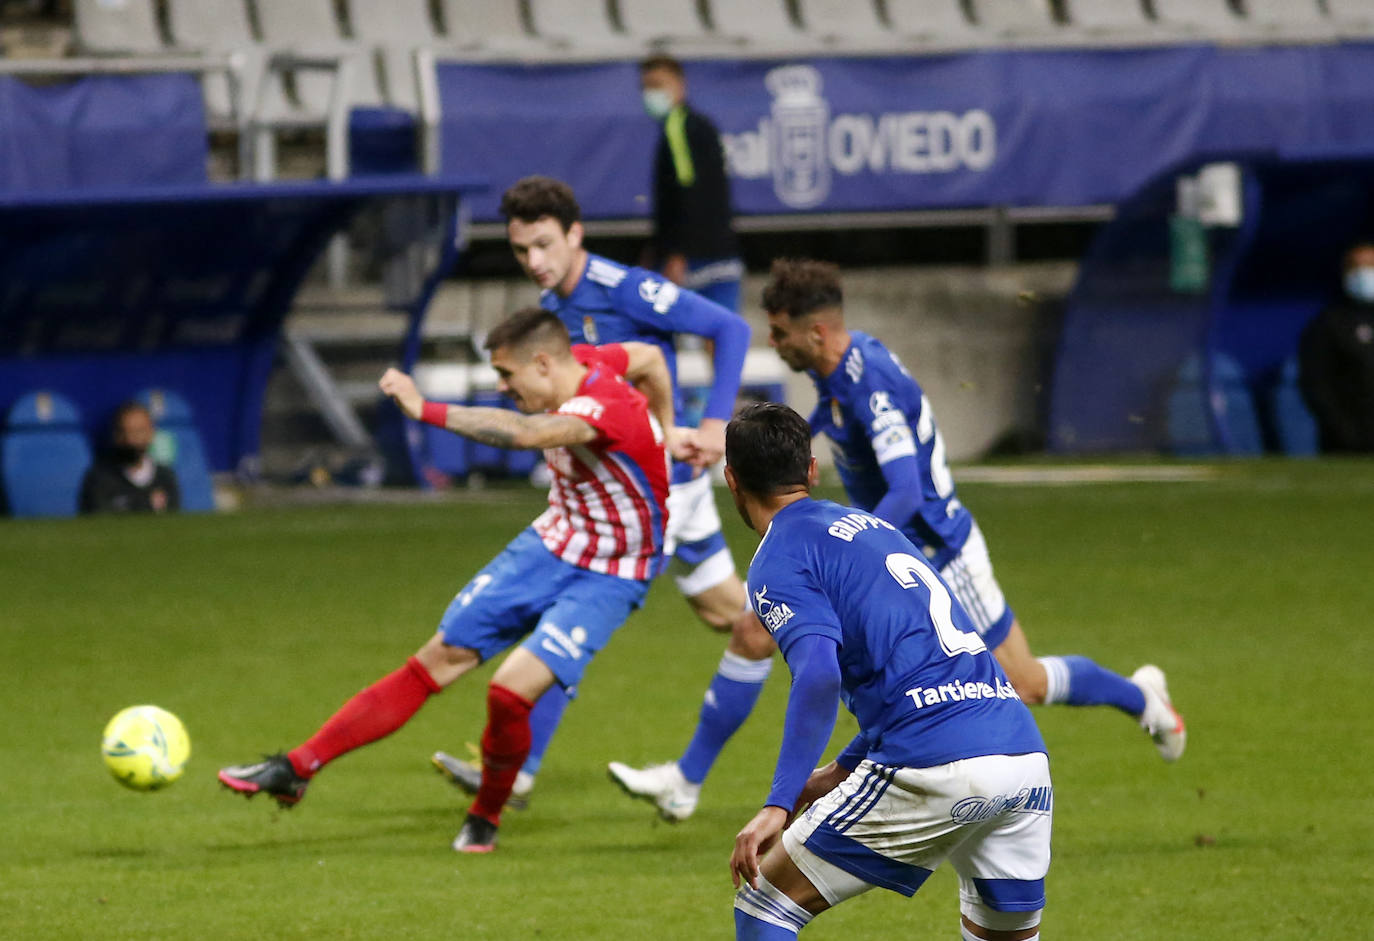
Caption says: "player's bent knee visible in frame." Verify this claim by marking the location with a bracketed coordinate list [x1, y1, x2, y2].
[415, 634, 480, 688]
[728, 612, 778, 660]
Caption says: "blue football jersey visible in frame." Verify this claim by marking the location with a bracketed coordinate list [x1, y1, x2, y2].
[808, 331, 973, 570]
[747, 498, 1044, 769]
[541, 255, 681, 388]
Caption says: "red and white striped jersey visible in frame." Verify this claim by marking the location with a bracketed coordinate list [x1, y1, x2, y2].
[532, 344, 670, 581]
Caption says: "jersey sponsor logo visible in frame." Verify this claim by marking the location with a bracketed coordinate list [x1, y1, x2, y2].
[869, 390, 894, 415]
[558, 395, 605, 421]
[950, 785, 1053, 824]
[752, 585, 796, 633]
[903, 675, 1020, 711]
[827, 511, 897, 543]
[844, 346, 864, 383]
[582, 315, 600, 344]
[538, 623, 588, 661]
[637, 278, 681, 314]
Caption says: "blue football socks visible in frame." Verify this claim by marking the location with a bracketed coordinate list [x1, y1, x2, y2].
[677, 650, 773, 785]
[519, 684, 571, 777]
[1038, 655, 1145, 716]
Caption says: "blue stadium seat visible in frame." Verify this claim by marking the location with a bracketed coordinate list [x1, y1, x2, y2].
[1165, 354, 1213, 456]
[136, 388, 216, 512]
[2, 391, 92, 518]
[1166, 353, 1263, 456]
[1268, 357, 1320, 457]
[1210, 354, 1264, 455]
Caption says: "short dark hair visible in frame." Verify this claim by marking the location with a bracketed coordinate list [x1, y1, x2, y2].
[726, 402, 812, 497]
[761, 258, 844, 319]
[112, 401, 151, 428]
[639, 54, 683, 77]
[500, 176, 581, 232]
[484, 307, 571, 356]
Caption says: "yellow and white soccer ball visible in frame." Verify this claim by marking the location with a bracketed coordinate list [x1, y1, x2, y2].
[101, 705, 191, 791]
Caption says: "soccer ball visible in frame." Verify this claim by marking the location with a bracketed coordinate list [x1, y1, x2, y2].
[101, 705, 191, 791]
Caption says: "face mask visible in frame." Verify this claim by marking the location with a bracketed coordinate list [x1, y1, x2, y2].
[1345, 267, 1374, 303]
[642, 89, 674, 120]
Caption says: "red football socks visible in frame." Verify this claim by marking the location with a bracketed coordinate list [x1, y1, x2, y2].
[288, 656, 441, 777]
[469, 683, 535, 826]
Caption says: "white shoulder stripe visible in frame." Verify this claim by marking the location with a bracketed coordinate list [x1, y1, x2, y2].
[587, 258, 627, 288]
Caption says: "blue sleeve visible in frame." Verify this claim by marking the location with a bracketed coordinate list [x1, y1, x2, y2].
[765, 634, 841, 811]
[872, 453, 924, 531]
[617, 270, 751, 422]
[666, 291, 751, 421]
[856, 369, 925, 529]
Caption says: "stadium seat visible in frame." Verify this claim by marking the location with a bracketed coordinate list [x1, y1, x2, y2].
[702, 0, 826, 53]
[793, 0, 893, 46]
[346, 0, 441, 112]
[254, 0, 386, 112]
[164, 0, 272, 122]
[436, 0, 549, 53]
[1, 391, 92, 519]
[1244, 0, 1339, 40]
[1326, 0, 1374, 33]
[884, 0, 984, 44]
[617, 0, 723, 47]
[136, 388, 216, 512]
[72, 0, 165, 54]
[526, 0, 643, 55]
[967, 0, 1059, 37]
[1151, 0, 1248, 37]
[1268, 357, 1320, 456]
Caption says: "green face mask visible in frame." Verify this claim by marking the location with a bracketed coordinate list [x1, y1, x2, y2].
[642, 89, 674, 120]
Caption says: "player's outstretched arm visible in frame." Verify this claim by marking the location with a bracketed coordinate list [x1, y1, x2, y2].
[432, 407, 597, 450]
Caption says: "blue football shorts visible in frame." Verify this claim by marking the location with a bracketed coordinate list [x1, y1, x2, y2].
[437, 527, 650, 692]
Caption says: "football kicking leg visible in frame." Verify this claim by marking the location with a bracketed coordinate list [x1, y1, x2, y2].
[221, 530, 543, 807]
[217, 637, 476, 805]
[945, 524, 1185, 762]
[609, 577, 776, 821]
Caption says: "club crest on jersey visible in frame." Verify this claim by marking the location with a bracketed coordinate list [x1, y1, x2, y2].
[582, 316, 599, 344]
[752, 585, 795, 633]
[638, 277, 681, 314]
[830, 398, 843, 428]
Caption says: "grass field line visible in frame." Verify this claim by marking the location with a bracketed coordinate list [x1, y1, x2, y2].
[953, 464, 1222, 485]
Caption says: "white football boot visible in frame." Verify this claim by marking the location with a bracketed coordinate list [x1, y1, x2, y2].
[607, 761, 701, 822]
[1131, 664, 1187, 762]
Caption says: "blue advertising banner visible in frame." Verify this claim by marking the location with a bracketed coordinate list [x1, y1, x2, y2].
[438, 43, 1374, 221]
[0, 73, 208, 191]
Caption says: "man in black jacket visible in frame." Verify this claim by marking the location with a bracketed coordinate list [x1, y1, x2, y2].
[80, 402, 180, 513]
[1299, 240, 1374, 451]
[640, 54, 742, 314]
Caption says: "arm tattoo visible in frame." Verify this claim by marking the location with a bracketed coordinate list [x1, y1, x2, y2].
[445, 406, 592, 449]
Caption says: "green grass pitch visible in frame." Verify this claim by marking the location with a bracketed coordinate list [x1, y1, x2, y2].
[1, 460, 1371, 939]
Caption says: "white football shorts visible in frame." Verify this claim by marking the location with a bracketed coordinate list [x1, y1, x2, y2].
[663, 472, 735, 596]
[940, 522, 1014, 649]
[783, 752, 1051, 927]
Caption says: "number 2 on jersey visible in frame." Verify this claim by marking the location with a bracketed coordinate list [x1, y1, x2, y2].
[884, 552, 987, 658]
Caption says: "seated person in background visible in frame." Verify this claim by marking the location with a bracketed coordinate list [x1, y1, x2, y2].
[80, 402, 180, 514]
[1300, 239, 1374, 452]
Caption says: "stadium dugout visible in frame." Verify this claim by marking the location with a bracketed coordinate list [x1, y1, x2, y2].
[0, 57, 484, 500]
